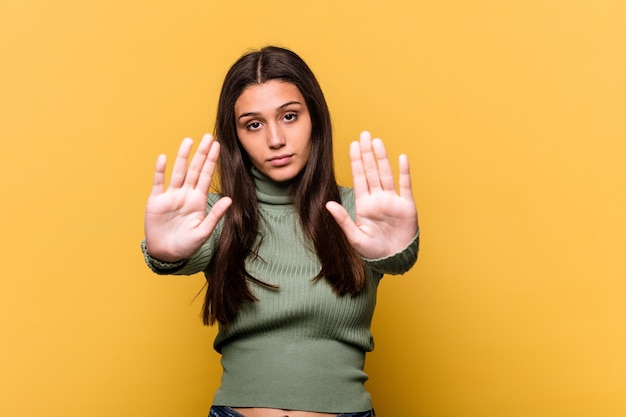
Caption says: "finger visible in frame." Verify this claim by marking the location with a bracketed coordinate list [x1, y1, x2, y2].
[169, 138, 194, 189]
[371, 138, 396, 192]
[150, 154, 167, 197]
[398, 154, 415, 200]
[349, 140, 369, 197]
[359, 131, 383, 192]
[325, 201, 363, 250]
[197, 196, 232, 237]
[184, 134, 212, 189]
[196, 136, 220, 195]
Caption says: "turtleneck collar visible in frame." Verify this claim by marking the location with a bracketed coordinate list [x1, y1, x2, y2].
[252, 167, 294, 205]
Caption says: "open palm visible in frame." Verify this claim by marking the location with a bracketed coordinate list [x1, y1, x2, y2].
[326, 131, 418, 259]
[144, 134, 232, 262]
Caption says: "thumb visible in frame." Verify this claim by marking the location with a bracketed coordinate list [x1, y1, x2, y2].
[197, 196, 232, 238]
[325, 201, 361, 248]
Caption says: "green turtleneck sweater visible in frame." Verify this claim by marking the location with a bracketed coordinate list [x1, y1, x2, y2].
[142, 169, 419, 413]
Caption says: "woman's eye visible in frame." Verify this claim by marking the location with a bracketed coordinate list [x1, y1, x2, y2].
[284, 113, 297, 122]
[247, 121, 261, 130]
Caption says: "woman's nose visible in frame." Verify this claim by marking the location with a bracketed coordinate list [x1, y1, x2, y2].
[266, 125, 286, 149]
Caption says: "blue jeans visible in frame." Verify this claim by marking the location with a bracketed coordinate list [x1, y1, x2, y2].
[209, 406, 375, 417]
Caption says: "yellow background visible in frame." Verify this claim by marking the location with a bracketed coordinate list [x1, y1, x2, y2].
[1, 0, 625, 416]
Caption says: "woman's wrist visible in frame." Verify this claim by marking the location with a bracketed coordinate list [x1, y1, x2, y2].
[141, 240, 188, 269]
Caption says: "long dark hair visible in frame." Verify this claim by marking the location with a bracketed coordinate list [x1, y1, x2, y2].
[203, 46, 367, 326]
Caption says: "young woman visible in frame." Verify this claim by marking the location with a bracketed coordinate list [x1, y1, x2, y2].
[142, 46, 420, 417]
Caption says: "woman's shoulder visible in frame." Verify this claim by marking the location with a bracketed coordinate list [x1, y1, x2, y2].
[207, 192, 224, 207]
[338, 186, 354, 199]
[338, 186, 355, 215]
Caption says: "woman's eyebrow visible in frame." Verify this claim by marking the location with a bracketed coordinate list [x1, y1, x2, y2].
[237, 101, 303, 121]
[277, 100, 303, 109]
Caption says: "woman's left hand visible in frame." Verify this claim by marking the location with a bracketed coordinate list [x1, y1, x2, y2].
[326, 131, 419, 259]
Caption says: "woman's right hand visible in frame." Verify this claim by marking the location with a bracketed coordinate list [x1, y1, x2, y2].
[144, 134, 232, 262]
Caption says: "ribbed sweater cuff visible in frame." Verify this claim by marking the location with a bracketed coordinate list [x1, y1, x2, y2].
[140, 239, 189, 274]
[363, 229, 420, 275]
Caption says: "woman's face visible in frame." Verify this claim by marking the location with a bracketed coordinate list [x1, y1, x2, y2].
[234, 80, 312, 183]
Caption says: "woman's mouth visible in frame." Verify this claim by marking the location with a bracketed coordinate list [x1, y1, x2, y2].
[269, 154, 293, 167]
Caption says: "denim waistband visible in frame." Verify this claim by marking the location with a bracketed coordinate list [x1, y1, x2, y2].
[209, 406, 375, 417]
